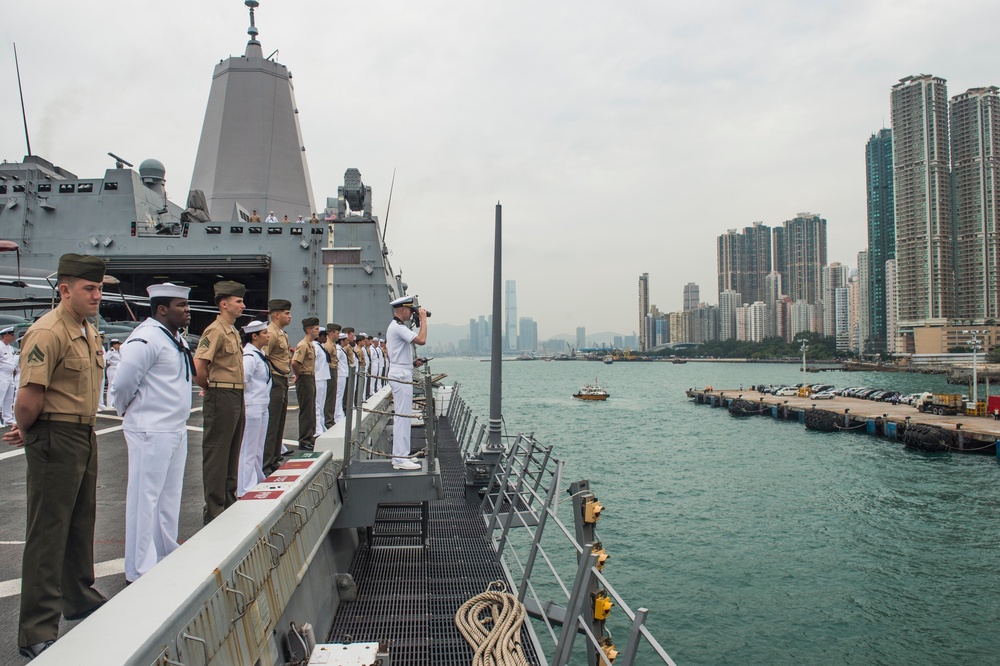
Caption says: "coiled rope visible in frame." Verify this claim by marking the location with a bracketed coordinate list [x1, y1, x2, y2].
[455, 581, 529, 666]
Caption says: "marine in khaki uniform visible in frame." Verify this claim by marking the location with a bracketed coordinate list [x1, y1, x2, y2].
[263, 299, 292, 475]
[322, 323, 341, 428]
[292, 318, 319, 451]
[5, 254, 108, 659]
[193, 280, 246, 524]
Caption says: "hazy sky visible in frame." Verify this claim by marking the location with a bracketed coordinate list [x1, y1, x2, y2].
[3, 1, 1000, 338]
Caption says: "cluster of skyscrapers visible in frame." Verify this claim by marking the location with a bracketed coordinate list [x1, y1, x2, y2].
[466, 280, 538, 354]
[638, 73, 1000, 357]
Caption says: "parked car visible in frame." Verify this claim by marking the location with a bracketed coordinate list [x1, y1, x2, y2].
[775, 387, 799, 397]
[880, 391, 902, 403]
[810, 391, 836, 400]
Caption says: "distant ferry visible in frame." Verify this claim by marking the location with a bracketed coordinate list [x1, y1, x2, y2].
[574, 381, 610, 401]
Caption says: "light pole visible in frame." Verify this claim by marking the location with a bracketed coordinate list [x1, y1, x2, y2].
[962, 329, 984, 412]
[800, 340, 808, 387]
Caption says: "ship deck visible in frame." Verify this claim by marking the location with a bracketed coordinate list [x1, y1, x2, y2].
[328, 415, 542, 665]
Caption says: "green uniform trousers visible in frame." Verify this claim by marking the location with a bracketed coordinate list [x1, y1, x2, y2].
[202, 388, 245, 524]
[19, 421, 105, 648]
[296, 374, 316, 448]
[324, 367, 338, 428]
[264, 374, 289, 474]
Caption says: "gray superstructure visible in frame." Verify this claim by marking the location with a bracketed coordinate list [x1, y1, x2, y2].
[0, 4, 396, 335]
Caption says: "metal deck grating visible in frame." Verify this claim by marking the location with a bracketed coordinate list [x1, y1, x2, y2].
[328, 416, 542, 665]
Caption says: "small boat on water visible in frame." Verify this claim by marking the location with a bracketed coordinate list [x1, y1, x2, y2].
[603, 355, 614, 365]
[574, 381, 610, 400]
[672, 358, 687, 364]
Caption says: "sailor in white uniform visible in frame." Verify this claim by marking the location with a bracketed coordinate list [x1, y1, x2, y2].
[386, 296, 428, 470]
[0, 327, 18, 426]
[334, 333, 349, 424]
[105, 339, 121, 401]
[112, 283, 194, 583]
[97, 330, 108, 409]
[238, 321, 271, 497]
[313, 331, 331, 436]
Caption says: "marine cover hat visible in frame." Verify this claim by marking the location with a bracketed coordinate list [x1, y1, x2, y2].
[58, 253, 106, 283]
[213, 280, 246, 298]
[268, 299, 292, 312]
[302, 317, 320, 327]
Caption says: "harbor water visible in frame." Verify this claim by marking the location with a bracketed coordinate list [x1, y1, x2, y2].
[434, 358, 1000, 665]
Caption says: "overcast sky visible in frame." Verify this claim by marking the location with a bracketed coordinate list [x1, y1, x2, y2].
[3, 1, 1000, 338]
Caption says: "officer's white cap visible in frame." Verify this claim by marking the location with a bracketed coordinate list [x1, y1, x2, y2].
[390, 296, 414, 308]
[0, 326, 13, 335]
[242, 320, 268, 334]
[147, 282, 191, 300]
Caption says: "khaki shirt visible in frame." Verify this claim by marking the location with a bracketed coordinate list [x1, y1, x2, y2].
[292, 338, 316, 375]
[19, 303, 105, 416]
[356, 344, 367, 367]
[265, 322, 291, 375]
[346, 345, 357, 367]
[322, 340, 338, 370]
[195, 315, 245, 384]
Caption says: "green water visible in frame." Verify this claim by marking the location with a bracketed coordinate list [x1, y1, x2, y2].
[433, 358, 1000, 665]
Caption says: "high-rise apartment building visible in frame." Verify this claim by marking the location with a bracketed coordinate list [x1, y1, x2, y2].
[668, 311, 685, 343]
[822, 262, 849, 336]
[519, 317, 538, 353]
[763, 270, 783, 339]
[834, 286, 851, 351]
[717, 222, 771, 304]
[638, 273, 650, 351]
[788, 301, 814, 340]
[505, 280, 518, 351]
[866, 129, 894, 352]
[951, 86, 1000, 321]
[718, 289, 742, 341]
[856, 250, 870, 353]
[736, 302, 767, 342]
[891, 75, 953, 328]
[775, 213, 827, 307]
[885, 259, 898, 354]
[575, 326, 586, 350]
[683, 283, 700, 312]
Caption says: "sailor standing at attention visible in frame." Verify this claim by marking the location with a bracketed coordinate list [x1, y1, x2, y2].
[313, 330, 331, 437]
[0, 326, 19, 426]
[386, 296, 428, 471]
[334, 332, 349, 424]
[263, 299, 292, 475]
[104, 339, 121, 401]
[292, 317, 319, 451]
[111, 283, 193, 584]
[193, 280, 247, 524]
[323, 323, 341, 428]
[238, 321, 271, 496]
[4, 253, 107, 659]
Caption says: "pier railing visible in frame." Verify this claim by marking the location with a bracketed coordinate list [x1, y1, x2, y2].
[447, 386, 677, 666]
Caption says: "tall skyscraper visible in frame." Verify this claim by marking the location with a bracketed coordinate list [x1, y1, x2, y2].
[505, 280, 517, 351]
[885, 259, 898, 353]
[683, 283, 700, 312]
[951, 86, 1000, 321]
[576, 326, 586, 350]
[717, 222, 771, 304]
[638, 273, 650, 351]
[776, 213, 827, 306]
[763, 271, 783, 338]
[519, 317, 538, 353]
[891, 74, 953, 328]
[866, 128, 894, 352]
[834, 286, 850, 351]
[668, 311, 685, 343]
[822, 262, 849, 336]
[718, 290, 742, 341]
[856, 250, 870, 353]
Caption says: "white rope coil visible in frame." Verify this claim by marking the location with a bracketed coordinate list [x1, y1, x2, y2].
[455, 582, 529, 666]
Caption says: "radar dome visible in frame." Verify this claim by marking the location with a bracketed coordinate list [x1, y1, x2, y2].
[139, 158, 166, 183]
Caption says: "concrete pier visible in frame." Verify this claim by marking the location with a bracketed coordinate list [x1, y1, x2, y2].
[686, 388, 999, 455]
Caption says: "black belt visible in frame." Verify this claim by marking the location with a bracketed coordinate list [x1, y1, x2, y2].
[37, 413, 97, 426]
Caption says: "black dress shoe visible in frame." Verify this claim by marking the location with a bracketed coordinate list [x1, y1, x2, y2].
[19, 640, 55, 658]
[64, 599, 106, 621]
[298, 444, 314, 451]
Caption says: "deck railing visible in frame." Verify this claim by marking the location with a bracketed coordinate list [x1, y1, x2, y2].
[447, 385, 677, 666]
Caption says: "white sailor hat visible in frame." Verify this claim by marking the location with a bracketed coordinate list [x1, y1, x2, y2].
[147, 282, 190, 300]
[0, 326, 13, 335]
[242, 320, 268, 334]
[359, 332, 368, 338]
[390, 296, 414, 308]
[338, 332, 348, 339]
[110, 338, 120, 344]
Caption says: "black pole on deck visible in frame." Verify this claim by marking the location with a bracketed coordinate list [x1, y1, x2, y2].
[487, 202, 503, 449]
